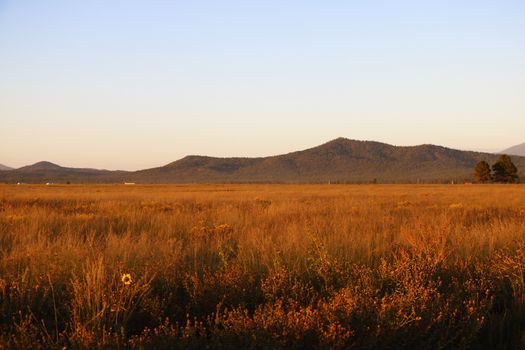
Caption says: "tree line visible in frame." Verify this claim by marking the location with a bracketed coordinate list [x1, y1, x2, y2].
[474, 155, 519, 183]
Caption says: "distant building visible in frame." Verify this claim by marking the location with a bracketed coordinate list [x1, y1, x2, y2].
[124, 182, 136, 185]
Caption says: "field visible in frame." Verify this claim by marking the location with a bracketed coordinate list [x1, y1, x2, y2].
[1, 184, 525, 349]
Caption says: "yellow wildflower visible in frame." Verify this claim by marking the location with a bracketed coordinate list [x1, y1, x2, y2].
[121, 273, 132, 285]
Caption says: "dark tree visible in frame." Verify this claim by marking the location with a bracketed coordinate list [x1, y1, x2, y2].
[492, 155, 519, 183]
[473, 161, 492, 183]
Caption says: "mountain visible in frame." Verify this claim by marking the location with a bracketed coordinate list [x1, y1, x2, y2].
[17, 161, 65, 171]
[132, 138, 525, 183]
[2, 138, 525, 183]
[501, 142, 525, 157]
[0, 161, 129, 183]
[0, 164, 13, 171]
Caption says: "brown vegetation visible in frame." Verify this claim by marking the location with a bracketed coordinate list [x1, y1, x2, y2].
[1, 184, 525, 349]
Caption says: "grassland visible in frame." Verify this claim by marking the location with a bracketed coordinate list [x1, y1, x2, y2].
[1, 184, 525, 349]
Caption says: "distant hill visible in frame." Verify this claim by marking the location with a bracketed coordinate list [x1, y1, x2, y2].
[0, 161, 129, 183]
[501, 142, 525, 157]
[0, 164, 13, 171]
[2, 138, 525, 183]
[18, 161, 65, 172]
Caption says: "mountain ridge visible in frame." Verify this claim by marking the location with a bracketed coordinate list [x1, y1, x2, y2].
[2, 138, 524, 183]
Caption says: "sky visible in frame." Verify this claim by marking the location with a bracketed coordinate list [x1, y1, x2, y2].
[1, 0, 524, 170]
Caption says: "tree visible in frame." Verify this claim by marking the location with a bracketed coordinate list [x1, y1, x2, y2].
[473, 161, 491, 183]
[492, 155, 519, 183]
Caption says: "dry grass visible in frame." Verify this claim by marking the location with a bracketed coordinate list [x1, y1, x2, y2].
[1, 184, 525, 349]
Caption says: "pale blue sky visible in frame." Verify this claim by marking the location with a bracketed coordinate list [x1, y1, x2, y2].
[1, 0, 524, 170]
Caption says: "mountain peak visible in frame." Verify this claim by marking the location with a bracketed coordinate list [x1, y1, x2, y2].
[0, 164, 13, 171]
[21, 161, 63, 171]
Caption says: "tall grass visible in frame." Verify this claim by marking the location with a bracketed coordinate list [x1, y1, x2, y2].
[1, 184, 525, 348]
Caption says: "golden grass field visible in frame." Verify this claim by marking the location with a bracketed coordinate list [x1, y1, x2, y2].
[1, 184, 525, 349]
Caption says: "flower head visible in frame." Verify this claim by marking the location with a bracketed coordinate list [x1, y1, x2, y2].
[121, 273, 132, 285]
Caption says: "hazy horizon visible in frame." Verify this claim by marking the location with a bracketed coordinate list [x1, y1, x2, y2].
[1, 1, 524, 170]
